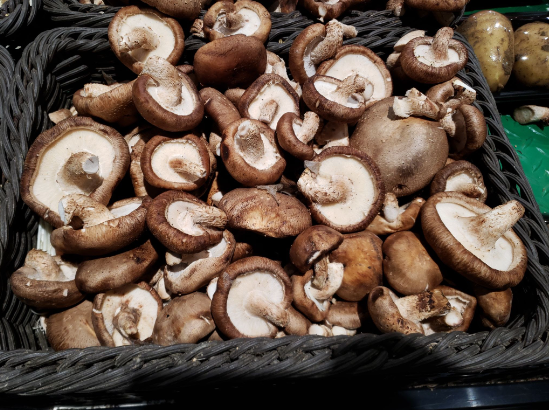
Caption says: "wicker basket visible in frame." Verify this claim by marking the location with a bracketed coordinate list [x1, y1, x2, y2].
[1, 10, 549, 396]
[0, 0, 42, 37]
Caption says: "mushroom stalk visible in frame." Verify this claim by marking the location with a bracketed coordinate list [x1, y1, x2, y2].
[119, 27, 159, 53]
[383, 193, 401, 223]
[246, 290, 290, 328]
[58, 151, 103, 194]
[58, 194, 114, 227]
[332, 75, 368, 103]
[513, 105, 549, 125]
[441, 80, 477, 114]
[223, 11, 245, 30]
[209, 132, 222, 156]
[298, 170, 350, 204]
[169, 157, 204, 181]
[386, 0, 405, 16]
[190, 19, 205, 38]
[310, 21, 357, 66]
[394, 290, 451, 322]
[458, 200, 525, 251]
[310, 257, 344, 300]
[113, 305, 141, 340]
[440, 112, 457, 137]
[432, 27, 454, 61]
[296, 112, 320, 144]
[393, 88, 440, 119]
[236, 121, 265, 161]
[187, 206, 228, 230]
[141, 56, 183, 108]
[24, 250, 63, 281]
[258, 99, 279, 124]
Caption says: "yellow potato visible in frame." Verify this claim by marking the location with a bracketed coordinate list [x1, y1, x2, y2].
[514, 22, 549, 88]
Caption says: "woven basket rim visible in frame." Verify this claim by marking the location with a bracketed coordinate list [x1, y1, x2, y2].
[0, 0, 42, 37]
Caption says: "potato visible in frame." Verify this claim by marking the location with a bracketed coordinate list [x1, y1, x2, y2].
[457, 10, 514, 92]
[513, 22, 549, 88]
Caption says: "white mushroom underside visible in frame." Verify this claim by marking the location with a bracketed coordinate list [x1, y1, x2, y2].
[414, 45, 460, 67]
[303, 37, 323, 77]
[304, 279, 331, 311]
[151, 140, 205, 183]
[119, 14, 176, 62]
[56, 258, 78, 281]
[212, 8, 261, 36]
[109, 201, 142, 218]
[226, 271, 285, 337]
[235, 132, 280, 170]
[146, 83, 195, 115]
[33, 129, 115, 211]
[166, 201, 205, 236]
[100, 285, 158, 346]
[323, 54, 389, 100]
[436, 202, 514, 271]
[422, 295, 469, 335]
[247, 84, 298, 129]
[315, 156, 376, 226]
[446, 172, 485, 195]
[167, 238, 228, 277]
[314, 81, 362, 108]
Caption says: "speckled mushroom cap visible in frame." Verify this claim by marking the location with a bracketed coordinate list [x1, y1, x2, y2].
[140, 0, 206, 21]
[430, 160, 487, 202]
[422, 192, 528, 290]
[108, 6, 185, 74]
[199, 87, 241, 134]
[20, 117, 130, 228]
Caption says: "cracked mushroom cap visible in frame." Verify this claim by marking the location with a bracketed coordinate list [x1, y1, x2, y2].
[400, 28, 468, 84]
[199, 87, 241, 134]
[221, 118, 286, 186]
[473, 285, 512, 329]
[289, 225, 343, 274]
[21, 117, 130, 228]
[203, 1, 271, 43]
[238, 74, 300, 131]
[422, 285, 477, 334]
[368, 286, 451, 335]
[10, 250, 83, 310]
[108, 6, 185, 74]
[164, 230, 236, 295]
[92, 282, 163, 346]
[382, 231, 443, 296]
[430, 160, 487, 202]
[276, 112, 320, 161]
[133, 56, 203, 132]
[366, 194, 425, 235]
[141, 134, 211, 191]
[147, 190, 227, 254]
[211, 256, 300, 338]
[218, 187, 312, 238]
[152, 292, 215, 345]
[51, 195, 151, 256]
[193, 35, 267, 89]
[75, 240, 159, 294]
[422, 192, 528, 290]
[297, 146, 385, 233]
[72, 82, 138, 126]
[46, 300, 101, 351]
[316, 45, 393, 110]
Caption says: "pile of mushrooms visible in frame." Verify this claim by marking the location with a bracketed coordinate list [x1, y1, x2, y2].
[14, 6, 528, 350]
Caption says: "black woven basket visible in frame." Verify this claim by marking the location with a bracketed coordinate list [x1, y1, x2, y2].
[0, 0, 42, 37]
[1, 10, 549, 397]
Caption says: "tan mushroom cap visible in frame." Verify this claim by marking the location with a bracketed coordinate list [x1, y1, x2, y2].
[448, 105, 487, 160]
[473, 285, 512, 329]
[405, 0, 468, 12]
[72, 82, 138, 126]
[75, 240, 159, 294]
[297, 146, 385, 233]
[430, 160, 487, 202]
[367, 194, 425, 235]
[218, 187, 312, 238]
[153, 292, 215, 345]
[289, 225, 343, 274]
[276, 112, 319, 161]
[46, 300, 101, 351]
[203, 1, 271, 43]
[422, 192, 528, 290]
[48, 109, 74, 124]
[400, 28, 468, 84]
[422, 285, 477, 334]
[139, 0, 205, 21]
[133, 56, 204, 132]
[141, 134, 211, 191]
[51, 195, 151, 256]
[326, 300, 370, 330]
[10, 250, 84, 310]
[92, 282, 163, 347]
[108, 6, 185, 74]
[199, 87, 241, 134]
[20, 117, 130, 228]
[147, 190, 227, 254]
[232, 242, 254, 262]
[164, 230, 236, 295]
[382, 231, 443, 295]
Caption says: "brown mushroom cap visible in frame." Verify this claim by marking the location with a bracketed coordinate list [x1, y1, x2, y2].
[289, 225, 343, 274]
[422, 285, 477, 334]
[448, 105, 487, 160]
[203, 1, 271, 43]
[141, 134, 211, 191]
[51, 196, 151, 256]
[193, 35, 267, 89]
[430, 160, 487, 202]
[473, 285, 512, 329]
[289, 23, 326, 85]
[140, 0, 206, 20]
[199, 87, 241, 134]
[147, 190, 226, 254]
[383, 231, 443, 295]
[297, 146, 385, 233]
[326, 300, 369, 330]
[422, 192, 528, 290]
[232, 242, 254, 262]
[46, 300, 101, 350]
[211, 256, 293, 339]
[300, 0, 355, 24]
[220, 118, 286, 186]
[331, 231, 383, 302]
[108, 6, 185, 74]
[405, 0, 468, 12]
[152, 292, 215, 345]
[75, 240, 159, 294]
[92, 282, 163, 347]
[218, 187, 312, 238]
[20, 117, 130, 228]
[10, 250, 84, 310]
[366, 195, 425, 235]
[276, 112, 319, 161]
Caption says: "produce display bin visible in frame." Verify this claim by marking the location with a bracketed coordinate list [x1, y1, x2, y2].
[0, 0, 42, 37]
[1, 9, 549, 397]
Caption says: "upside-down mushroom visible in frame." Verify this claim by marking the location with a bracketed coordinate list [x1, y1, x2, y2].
[421, 285, 477, 334]
[430, 160, 487, 202]
[276, 112, 320, 161]
[366, 194, 425, 235]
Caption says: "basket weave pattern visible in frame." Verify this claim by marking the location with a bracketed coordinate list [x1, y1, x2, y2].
[0, 0, 42, 37]
[0, 10, 549, 395]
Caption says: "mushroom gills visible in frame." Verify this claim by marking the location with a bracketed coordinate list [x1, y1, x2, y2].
[213, 9, 261, 36]
[436, 202, 514, 271]
[414, 45, 460, 67]
[247, 84, 297, 129]
[109, 201, 143, 218]
[234, 122, 281, 169]
[227, 271, 286, 337]
[167, 238, 228, 272]
[314, 80, 365, 108]
[151, 140, 206, 183]
[303, 37, 324, 77]
[118, 14, 175, 62]
[445, 172, 485, 198]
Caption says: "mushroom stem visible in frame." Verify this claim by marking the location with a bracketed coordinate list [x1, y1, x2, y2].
[58, 194, 114, 227]
[113, 304, 141, 340]
[169, 157, 204, 181]
[236, 121, 265, 161]
[458, 200, 525, 251]
[224, 11, 245, 30]
[59, 151, 103, 194]
[310, 257, 344, 300]
[383, 193, 401, 223]
[246, 290, 290, 328]
[298, 170, 350, 204]
[24, 249, 62, 281]
[312, 255, 329, 290]
[394, 290, 451, 322]
[440, 112, 457, 137]
[310, 21, 357, 66]
[333, 74, 368, 101]
[119, 27, 159, 53]
[309, 323, 333, 336]
[258, 99, 279, 125]
[296, 112, 320, 144]
[393, 88, 440, 119]
[141, 56, 183, 108]
[432, 27, 454, 61]
[190, 19, 205, 38]
[386, 0, 405, 16]
[209, 132, 222, 157]
[513, 105, 549, 125]
[188, 206, 228, 230]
